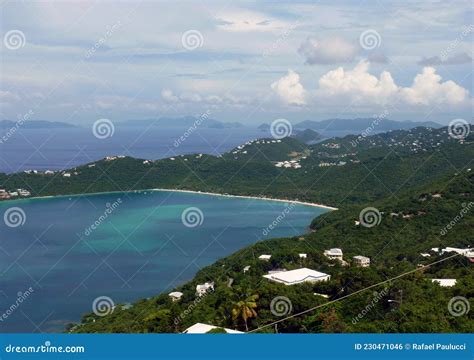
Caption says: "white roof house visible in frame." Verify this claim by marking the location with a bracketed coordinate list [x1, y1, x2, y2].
[298, 253, 307, 259]
[441, 247, 471, 256]
[263, 268, 330, 285]
[431, 279, 457, 287]
[195, 282, 214, 297]
[324, 248, 343, 260]
[258, 254, 272, 261]
[243, 265, 251, 273]
[183, 323, 243, 334]
[168, 291, 184, 301]
[353, 256, 370, 267]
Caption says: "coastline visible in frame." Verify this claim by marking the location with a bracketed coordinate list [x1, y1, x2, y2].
[0, 188, 338, 210]
[151, 188, 338, 210]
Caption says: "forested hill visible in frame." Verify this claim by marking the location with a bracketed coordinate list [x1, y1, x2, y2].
[0, 126, 472, 207]
[70, 167, 473, 333]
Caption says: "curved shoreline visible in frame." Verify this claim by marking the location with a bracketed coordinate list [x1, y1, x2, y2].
[151, 188, 338, 210]
[0, 188, 338, 210]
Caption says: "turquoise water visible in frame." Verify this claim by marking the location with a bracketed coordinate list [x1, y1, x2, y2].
[0, 191, 329, 332]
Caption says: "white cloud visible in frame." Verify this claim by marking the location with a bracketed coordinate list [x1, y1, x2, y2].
[315, 61, 469, 107]
[418, 53, 472, 66]
[0, 90, 20, 104]
[400, 67, 468, 106]
[298, 36, 357, 64]
[271, 70, 306, 105]
[215, 10, 289, 32]
[161, 88, 178, 102]
[317, 61, 398, 104]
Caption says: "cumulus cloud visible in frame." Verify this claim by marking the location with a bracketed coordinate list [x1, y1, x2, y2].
[317, 61, 398, 104]
[400, 66, 468, 105]
[418, 52, 472, 66]
[298, 36, 357, 64]
[315, 61, 469, 107]
[271, 70, 306, 105]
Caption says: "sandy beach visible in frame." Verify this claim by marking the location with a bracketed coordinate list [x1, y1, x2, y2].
[152, 188, 338, 210]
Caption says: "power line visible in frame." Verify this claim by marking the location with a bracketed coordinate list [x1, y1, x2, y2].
[247, 252, 463, 333]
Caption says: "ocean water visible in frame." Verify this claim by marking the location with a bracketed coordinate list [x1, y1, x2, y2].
[0, 126, 265, 174]
[0, 126, 353, 174]
[0, 190, 329, 332]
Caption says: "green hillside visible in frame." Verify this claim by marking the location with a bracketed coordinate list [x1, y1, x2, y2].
[70, 169, 473, 333]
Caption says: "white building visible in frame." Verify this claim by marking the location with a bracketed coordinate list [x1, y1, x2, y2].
[243, 266, 251, 273]
[183, 323, 243, 334]
[431, 279, 457, 287]
[168, 291, 184, 302]
[324, 248, 343, 261]
[298, 253, 307, 259]
[353, 256, 370, 267]
[18, 189, 31, 196]
[195, 281, 214, 297]
[263, 268, 330, 286]
[258, 254, 272, 261]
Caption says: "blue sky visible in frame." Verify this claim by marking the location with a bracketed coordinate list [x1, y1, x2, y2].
[0, 0, 472, 125]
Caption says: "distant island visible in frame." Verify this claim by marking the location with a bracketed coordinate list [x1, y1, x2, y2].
[121, 116, 243, 129]
[294, 118, 443, 132]
[0, 120, 77, 129]
[291, 129, 323, 143]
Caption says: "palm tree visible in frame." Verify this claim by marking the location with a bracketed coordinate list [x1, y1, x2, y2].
[232, 294, 258, 331]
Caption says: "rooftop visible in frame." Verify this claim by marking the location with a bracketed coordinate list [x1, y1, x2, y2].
[263, 268, 330, 286]
[183, 323, 243, 334]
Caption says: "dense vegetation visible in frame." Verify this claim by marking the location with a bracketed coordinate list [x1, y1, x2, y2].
[1, 127, 472, 207]
[1, 126, 472, 333]
[70, 169, 473, 333]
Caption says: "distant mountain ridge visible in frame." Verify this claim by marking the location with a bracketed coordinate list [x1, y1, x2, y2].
[122, 116, 243, 129]
[0, 120, 77, 129]
[294, 118, 443, 132]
